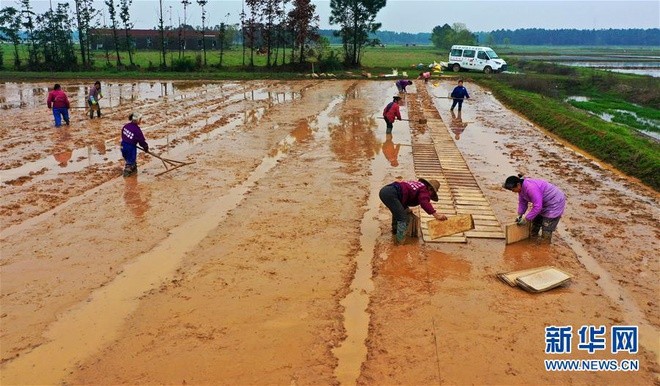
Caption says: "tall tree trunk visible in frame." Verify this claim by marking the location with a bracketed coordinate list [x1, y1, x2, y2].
[112, 28, 121, 66]
[124, 29, 133, 65]
[74, 1, 87, 67]
[159, 0, 166, 68]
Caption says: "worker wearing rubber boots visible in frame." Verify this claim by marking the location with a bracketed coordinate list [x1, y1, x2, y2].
[121, 113, 149, 177]
[379, 178, 447, 244]
[503, 174, 566, 243]
[88, 81, 103, 119]
[382, 96, 402, 135]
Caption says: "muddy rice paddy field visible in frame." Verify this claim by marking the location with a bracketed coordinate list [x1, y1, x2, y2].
[0, 78, 658, 385]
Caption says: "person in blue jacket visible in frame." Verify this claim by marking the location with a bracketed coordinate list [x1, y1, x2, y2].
[450, 79, 470, 111]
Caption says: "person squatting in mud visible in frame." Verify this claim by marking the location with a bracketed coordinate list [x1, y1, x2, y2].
[396, 79, 413, 93]
[379, 178, 448, 244]
[46, 84, 70, 127]
[88, 81, 103, 119]
[383, 95, 402, 135]
[121, 112, 149, 177]
[503, 174, 566, 243]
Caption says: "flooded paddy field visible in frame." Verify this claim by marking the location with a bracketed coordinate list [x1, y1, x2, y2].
[0, 79, 658, 384]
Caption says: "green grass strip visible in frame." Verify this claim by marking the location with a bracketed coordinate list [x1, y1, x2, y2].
[478, 79, 660, 191]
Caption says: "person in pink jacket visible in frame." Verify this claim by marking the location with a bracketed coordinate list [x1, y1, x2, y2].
[503, 174, 566, 243]
[46, 84, 70, 127]
[382, 96, 402, 134]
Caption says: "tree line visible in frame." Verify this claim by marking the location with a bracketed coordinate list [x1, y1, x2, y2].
[3, 0, 655, 72]
[0, 0, 391, 71]
[478, 28, 660, 47]
[321, 26, 660, 48]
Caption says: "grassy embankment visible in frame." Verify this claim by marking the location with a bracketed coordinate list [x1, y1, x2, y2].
[475, 64, 659, 190]
[2, 44, 658, 190]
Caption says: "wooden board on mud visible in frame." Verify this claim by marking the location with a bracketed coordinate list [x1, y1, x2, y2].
[505, 222, 531, 244]
[427, 214, 474, 239]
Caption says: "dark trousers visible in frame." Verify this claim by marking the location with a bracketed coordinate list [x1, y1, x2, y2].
[88, 100, 102, 118]
[450, 99, 464, 111]
[531, 216, 561, 236]
[384, 118, 394, 134]
[379, 184, 408, 230]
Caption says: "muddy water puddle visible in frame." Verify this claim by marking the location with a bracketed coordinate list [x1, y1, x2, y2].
[0, 80, 305, 229]
[1, 79, 658, 384]
[0, 108, 308, 384]
[433, 79, 659, 359]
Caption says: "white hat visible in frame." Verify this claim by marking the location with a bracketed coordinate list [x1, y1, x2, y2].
[131, 112, 142, 121]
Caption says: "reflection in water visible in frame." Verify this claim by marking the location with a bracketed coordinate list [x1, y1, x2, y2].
[123, 176, 151, 218]
[381, 134, 401, 167]
[328, 111, 379, 166]
[52, 128, 74, 167]
[344, 82, 359, 100]
[502, 241, 556, 270]
[93, 139, 107, 155]
[450, 110, 468, 140]
[290, 118, 314, 143]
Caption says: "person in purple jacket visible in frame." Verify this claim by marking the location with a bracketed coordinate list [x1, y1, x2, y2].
[121, 112, 149, 177]
[380, 178, 448, 243]
[396, 79, 413, 93]
[503, 174, 566, 243]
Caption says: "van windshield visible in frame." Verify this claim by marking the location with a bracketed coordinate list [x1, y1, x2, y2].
[485, 49, 499, 59]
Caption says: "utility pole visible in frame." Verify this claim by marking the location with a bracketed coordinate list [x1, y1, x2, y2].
[182, 0, 190, 56]
[159, 0, 166, 68]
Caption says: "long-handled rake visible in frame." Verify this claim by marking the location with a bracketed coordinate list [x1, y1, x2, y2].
[138, 146, 195, 176]
[380, 116, 427, 124]
[432, 95, 468, 100]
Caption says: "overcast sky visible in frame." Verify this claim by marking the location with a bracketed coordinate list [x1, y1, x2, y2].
[23, 0, 660, 33]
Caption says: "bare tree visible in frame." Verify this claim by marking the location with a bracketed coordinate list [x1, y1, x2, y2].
[119, 0, 134, 66]
[73, 0, 96, 68]
[244, 0, 261, 68]
[181, 0, 190, 56]
[104, 0, 122, 66]
[19, 0, 39, 68]
[196, 0, 208, 66]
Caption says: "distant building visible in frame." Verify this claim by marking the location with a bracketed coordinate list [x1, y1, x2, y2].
[90, 28, 220, 51]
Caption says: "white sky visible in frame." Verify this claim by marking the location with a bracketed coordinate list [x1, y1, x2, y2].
[17, 0, 660, 33]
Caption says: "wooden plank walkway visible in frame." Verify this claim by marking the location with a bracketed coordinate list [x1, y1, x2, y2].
[407, 85, 505, 243]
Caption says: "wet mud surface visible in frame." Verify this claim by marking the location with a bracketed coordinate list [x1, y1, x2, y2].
[0, 79, 658, 384]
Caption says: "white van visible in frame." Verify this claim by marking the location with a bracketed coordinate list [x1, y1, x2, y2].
[448, 45, 507, 74]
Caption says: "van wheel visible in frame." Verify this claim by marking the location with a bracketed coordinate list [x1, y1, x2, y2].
[452, 64, 460, 72]
[483, 66, 492, 74]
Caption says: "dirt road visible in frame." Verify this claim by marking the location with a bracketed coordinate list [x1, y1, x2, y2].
[0, 79, 658, 384]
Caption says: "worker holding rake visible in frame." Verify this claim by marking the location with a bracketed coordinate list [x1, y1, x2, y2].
[121, 113, 149, 177]
[383, 95, 402, 134]
[450, 79, 470, 111]
[379, 178, 447, 244]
